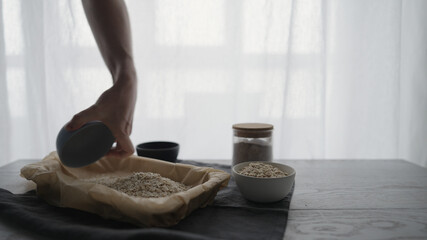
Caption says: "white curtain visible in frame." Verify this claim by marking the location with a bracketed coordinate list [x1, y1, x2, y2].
[1, 0, 426, 167]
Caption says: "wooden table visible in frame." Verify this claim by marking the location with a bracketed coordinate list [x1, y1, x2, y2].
[1, 159, 427, 240]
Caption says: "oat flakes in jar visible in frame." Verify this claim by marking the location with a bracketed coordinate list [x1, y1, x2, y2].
[232, 123, 273, 166]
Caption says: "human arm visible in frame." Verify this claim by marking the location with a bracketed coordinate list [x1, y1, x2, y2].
[66, 0, 137, 158]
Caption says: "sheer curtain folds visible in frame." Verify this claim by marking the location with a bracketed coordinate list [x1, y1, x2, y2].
[1, 0, 426, 167]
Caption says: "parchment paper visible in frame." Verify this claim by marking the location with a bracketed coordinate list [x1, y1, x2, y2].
[20, 152, 230, 227]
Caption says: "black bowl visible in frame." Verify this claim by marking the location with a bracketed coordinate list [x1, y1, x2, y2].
[136, 141, 179, 162]
[56, 121, 115, 168]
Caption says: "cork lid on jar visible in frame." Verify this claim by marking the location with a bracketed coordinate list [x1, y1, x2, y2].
[232, 123, 273, 138]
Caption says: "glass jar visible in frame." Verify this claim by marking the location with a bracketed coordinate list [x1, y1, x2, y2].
[232, 123, 273, 166]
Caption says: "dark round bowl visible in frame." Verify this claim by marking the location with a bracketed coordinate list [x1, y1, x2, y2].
[136, 141, 179, 162]
[56, 121, 115, 168]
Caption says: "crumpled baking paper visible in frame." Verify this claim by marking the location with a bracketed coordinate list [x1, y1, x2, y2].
[20, 152, 230, 227]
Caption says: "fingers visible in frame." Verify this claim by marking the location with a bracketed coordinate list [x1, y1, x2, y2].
[106, 133, 134, 158]
[66, 106, 98, 131]
[106, 147, 133, 158]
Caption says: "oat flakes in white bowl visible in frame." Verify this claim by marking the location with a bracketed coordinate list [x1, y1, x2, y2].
[232, 161, 295, 203]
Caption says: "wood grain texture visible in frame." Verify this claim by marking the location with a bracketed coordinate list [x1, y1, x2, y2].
[278, 160, 427, 210]
[285, 209, 427, 240]
[0, 160, 36, 194]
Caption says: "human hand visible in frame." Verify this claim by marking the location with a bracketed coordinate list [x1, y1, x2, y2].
[66, 70, 137, 158]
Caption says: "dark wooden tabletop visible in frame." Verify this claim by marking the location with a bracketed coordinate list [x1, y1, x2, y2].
[1, 159, 427, 240]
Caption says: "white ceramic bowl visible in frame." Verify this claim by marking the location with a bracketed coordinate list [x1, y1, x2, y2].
[232, 161, 296, 203]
